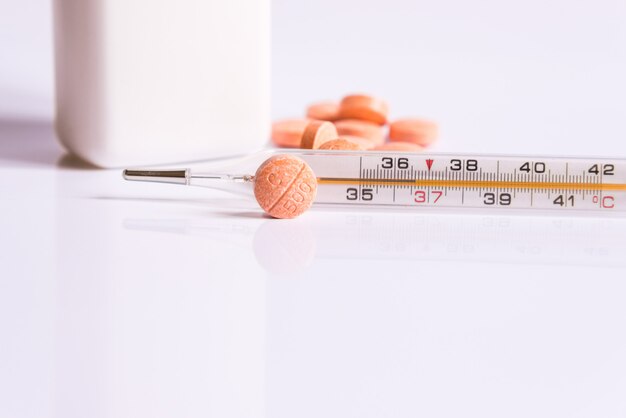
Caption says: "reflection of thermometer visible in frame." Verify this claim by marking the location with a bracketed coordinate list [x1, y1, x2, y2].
[123, 149, 626, 215]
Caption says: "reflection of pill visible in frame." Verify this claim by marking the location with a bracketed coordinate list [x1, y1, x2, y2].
[254, 155, 317, 219]
[318, 138, 363, 150]
[271, 118, 310, 148]
[374, 142, 424, 152]
[337, 135, 375, 150]
[334, 119, 384, 145]
[389, 118, 438, 146]
[253, 219, 316, 274]
[306, 101, 340, 121]
[338, 94, 389, 125]
[300, 120, 338, 149]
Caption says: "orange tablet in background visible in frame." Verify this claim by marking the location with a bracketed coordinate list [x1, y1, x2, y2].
[271, 118, 311, 148]
[306, 101, 340, 121]
[336, 135, 377, 150]
[337, 94, 389, 125]
[300, 121, 339, 149]
[389, 118, 438, 147]
[318, 138, 364, 150]
[334, 119, 385, 145]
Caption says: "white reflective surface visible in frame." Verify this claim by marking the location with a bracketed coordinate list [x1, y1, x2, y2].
[2, 0, 626, 415]
[2, 122, 626, 418]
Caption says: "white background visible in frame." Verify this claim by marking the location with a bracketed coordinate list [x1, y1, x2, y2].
[2, 1, 626, 417]
[3, 0, 626, 155]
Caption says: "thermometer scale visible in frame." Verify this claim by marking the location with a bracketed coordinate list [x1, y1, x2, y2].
[124, 150, 626, 214]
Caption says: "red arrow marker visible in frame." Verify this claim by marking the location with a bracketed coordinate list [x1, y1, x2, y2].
[426, 159, 434, 171]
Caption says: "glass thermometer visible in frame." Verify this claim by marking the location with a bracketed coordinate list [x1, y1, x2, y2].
[123, 149, 626, 214]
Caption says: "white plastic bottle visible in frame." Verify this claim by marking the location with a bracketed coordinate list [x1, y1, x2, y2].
[53, 0, 270, 168]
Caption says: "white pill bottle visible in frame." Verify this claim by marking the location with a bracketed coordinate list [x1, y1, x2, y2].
[53, 0, 270, 168]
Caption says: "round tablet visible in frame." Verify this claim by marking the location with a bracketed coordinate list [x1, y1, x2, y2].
[254, 155, 317, 219]
[271, 118, 310, 148]
[306, 101, 340, 121]
[300, 120, 338, 149]
[374, 142, 424, 152]
[334, 119, 385, 145]
[318, 138, 363, 150]
[337, 94, 389, 125]
[389, 118, 438, 146]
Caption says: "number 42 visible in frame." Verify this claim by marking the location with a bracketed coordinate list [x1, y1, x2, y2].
[588, 164, 614, 175]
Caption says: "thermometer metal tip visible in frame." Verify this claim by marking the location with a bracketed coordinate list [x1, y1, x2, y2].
[123, 169, 190, 185]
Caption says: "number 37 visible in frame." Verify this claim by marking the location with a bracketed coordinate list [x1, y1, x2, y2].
[414, 190, 443, 204]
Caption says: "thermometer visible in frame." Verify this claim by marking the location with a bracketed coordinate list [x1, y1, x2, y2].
[123, 149, 626, 215]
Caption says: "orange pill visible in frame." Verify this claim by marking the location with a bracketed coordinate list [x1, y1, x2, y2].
[300, 120, 338, 149]
[334, 119, 385, 145]
[254, 155, 317, 219]
[374, 142, 424, 152]
[271, 118, 310, 148]
[318, 138, 363, 151]
[337, 94, 389, 125]
[306, 101, 340, 121]
[337, 135, 375, 150]
[389, 118, 438, 146]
